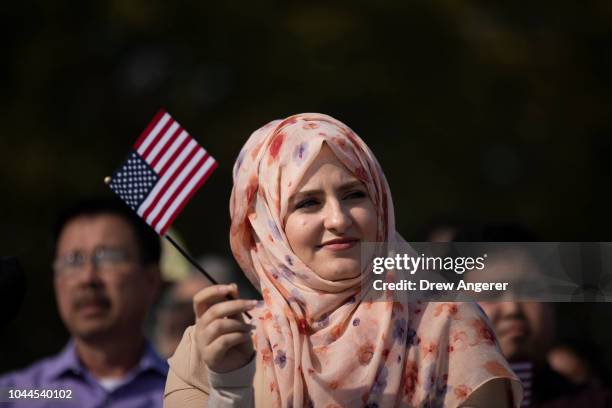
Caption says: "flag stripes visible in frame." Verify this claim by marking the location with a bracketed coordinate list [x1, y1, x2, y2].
[110, 109, 217, 235]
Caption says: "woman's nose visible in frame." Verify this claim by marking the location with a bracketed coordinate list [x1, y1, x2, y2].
[323, 200, 352, 233]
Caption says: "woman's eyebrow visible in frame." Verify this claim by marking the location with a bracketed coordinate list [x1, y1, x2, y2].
[290, 189, 321, 203]
[339, 180, 365, 191]
[291, 180, 365, 201]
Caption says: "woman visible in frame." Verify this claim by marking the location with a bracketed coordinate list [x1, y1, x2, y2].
[164, 113, 522, 407]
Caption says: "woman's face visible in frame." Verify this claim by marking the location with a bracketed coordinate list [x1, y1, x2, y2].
[284, 145, 377, 281]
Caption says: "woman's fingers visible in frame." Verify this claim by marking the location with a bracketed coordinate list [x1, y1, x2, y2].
[199, 299, 258, 327]
[199, 318, 254, 346]
[204, 332, 253, 365]
[193, 284, 238, 318]
[191, 284, 257, 372]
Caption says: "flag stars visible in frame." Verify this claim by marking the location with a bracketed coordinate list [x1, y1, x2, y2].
[108, 152, 159, 211]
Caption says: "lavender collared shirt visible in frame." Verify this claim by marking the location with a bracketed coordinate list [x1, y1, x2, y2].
[0, 340, 168, 408]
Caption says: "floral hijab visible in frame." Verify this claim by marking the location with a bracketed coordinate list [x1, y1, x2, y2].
[229, 113, 521, 407]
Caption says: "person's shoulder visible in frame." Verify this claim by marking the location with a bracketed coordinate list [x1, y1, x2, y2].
[142, 340, 170, 376]
[0, 352, 65, 388]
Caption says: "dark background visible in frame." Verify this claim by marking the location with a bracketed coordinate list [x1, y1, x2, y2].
[1, 1, 611, 374]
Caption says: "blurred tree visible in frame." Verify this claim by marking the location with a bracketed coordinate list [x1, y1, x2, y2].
[2, 0, 612, 374]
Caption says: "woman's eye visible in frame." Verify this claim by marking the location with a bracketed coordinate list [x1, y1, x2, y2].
[295, 199, 319, 210]
[344, 190, 366, 200]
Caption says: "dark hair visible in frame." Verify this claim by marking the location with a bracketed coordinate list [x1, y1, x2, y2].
[52, 197, 161, 265]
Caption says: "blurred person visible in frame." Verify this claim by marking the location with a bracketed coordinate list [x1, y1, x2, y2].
[418, 214, 466, 243]
[154, 271, 210, 358]
[164, 113, 522, 407]
[548, 339, 605, 388]
[466, 249, 555, 365]
[191, 254, 259, 301]
[154, 255, 259, 358]
[457, 223, 612, 407]
[478, 300, 559, 406]
[0, 198, 168, 407]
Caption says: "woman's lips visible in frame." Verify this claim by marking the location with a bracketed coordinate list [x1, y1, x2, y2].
[319, 239, 359, 251]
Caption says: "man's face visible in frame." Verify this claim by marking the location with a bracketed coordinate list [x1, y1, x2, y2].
[53, 214, 159, 341]
[479, 301, 554, 362]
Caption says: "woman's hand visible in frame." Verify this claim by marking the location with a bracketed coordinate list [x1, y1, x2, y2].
[193, 283, 258, 373]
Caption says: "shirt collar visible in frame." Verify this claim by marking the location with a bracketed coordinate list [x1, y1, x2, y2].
[45, 339, 168, 381]
[137, 341, 169, 376]
[45, 340, 84, 380]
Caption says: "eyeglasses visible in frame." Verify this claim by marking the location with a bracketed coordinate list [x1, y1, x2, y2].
[53, 247, 133, 277]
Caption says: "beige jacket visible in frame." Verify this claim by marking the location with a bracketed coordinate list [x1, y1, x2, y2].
[163, 326, 519, 408]
[164, 325, 265, 407]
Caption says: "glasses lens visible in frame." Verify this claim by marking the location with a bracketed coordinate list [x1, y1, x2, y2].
[54, 252, 84, 275]
[93, 248, 130, 269]
[54, 248, 130, 275]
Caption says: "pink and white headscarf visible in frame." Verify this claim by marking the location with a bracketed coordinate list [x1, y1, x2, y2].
[229, 113, 521, 407]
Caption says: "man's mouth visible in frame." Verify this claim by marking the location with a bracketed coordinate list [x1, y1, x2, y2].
[74, 295, 111, 315]
[497, 319, 529, 338]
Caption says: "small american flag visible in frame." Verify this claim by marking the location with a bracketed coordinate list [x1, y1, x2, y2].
[108, 109, 218, 235]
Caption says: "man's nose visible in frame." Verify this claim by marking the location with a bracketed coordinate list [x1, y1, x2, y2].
[323, 200, 352, 233]
[77, 259, 104, 285]
[499, 301, 524, 317]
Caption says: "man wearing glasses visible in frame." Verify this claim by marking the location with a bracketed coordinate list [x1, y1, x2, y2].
[0, 198, 167, 407]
